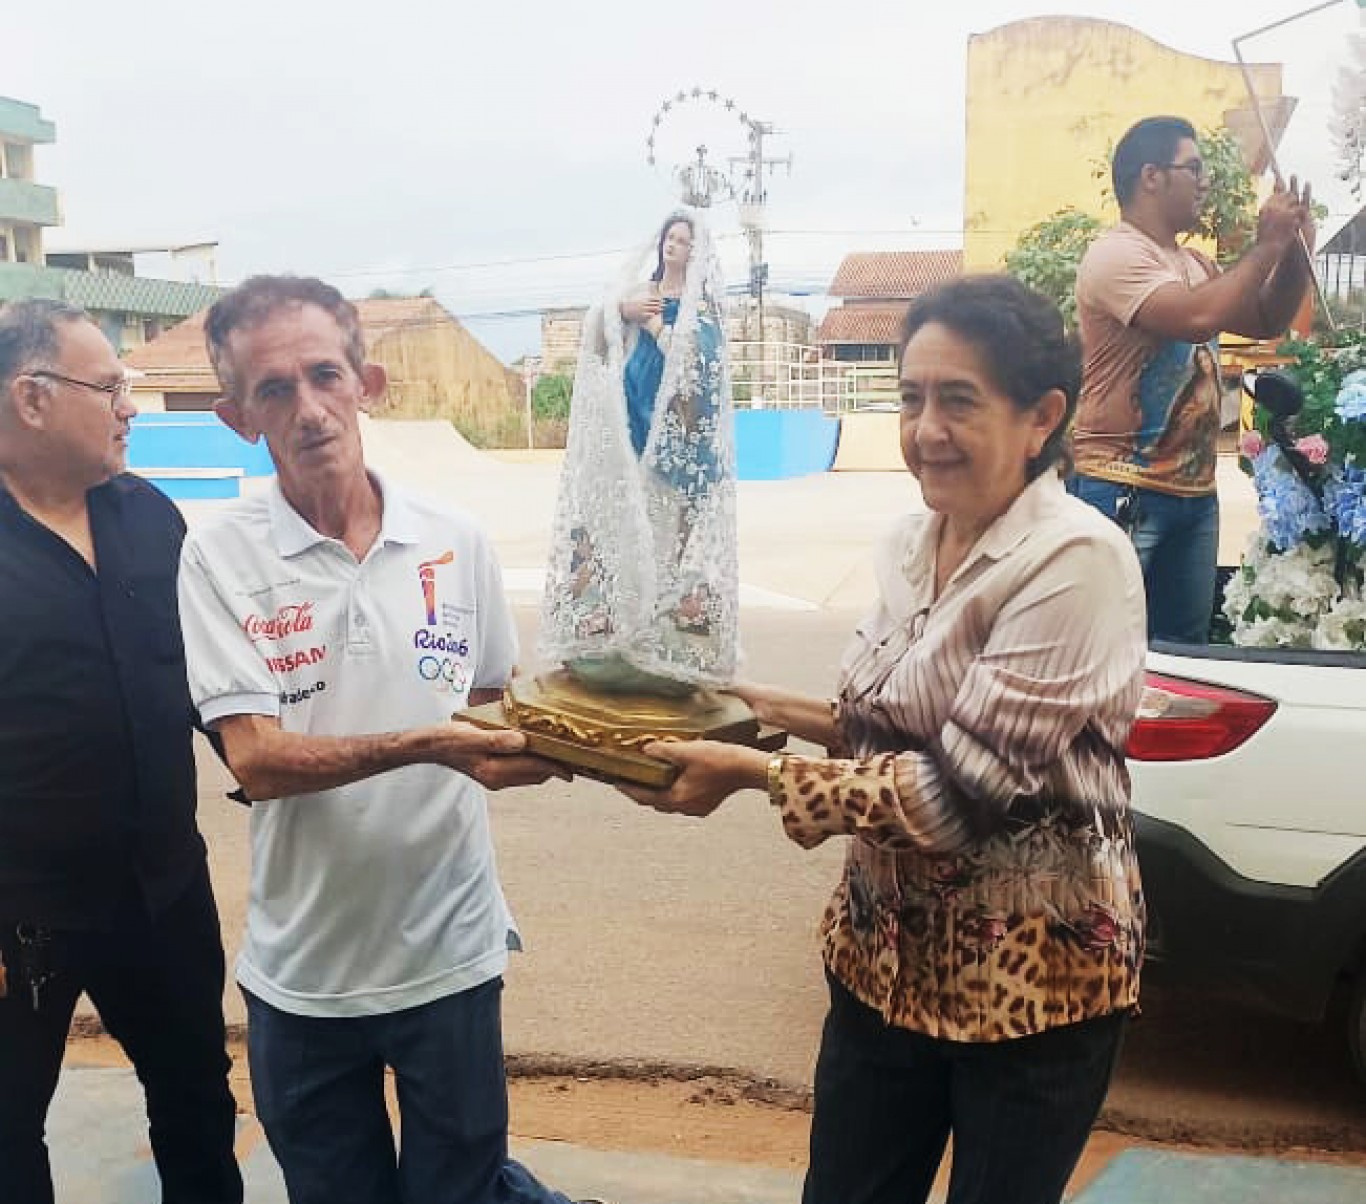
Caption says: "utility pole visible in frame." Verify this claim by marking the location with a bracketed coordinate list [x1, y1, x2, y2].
[521, 357, 540, 450]
[646, 89, 790, 403]
[732, 119, 790, 403]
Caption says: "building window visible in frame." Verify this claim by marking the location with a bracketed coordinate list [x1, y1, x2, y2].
[829, 343, 894, 363]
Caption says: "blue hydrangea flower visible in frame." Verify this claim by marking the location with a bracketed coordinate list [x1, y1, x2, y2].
[1322, 461, 1366, 538]
[1252, 446, 1330, 550]
[1335, 369, 1366, 423]
[1325, 464, 1366, 547]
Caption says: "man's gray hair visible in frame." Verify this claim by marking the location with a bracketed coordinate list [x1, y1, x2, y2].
[205, 275, 366, 398]
[0, 298, 90, 396]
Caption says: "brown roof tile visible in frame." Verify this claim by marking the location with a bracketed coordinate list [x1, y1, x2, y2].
[124, 311, 216, 393]
[816, 302, 909, 345]
[828, 250, 963, 300]
[355, 296, 461, 343]
[125, 297, 470, 394]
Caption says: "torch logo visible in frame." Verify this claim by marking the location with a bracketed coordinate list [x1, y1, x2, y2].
[417, 552, 454, 626]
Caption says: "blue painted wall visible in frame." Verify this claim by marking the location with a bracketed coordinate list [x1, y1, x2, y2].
[128, 410, 842, 496]
[735, 410, 840, 480]
[127, 412, 272, 500]
[154, 475, 243, 500]
[128, 412, 274, 477]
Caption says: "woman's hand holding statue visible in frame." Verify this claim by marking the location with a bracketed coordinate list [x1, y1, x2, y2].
[618, 739, 769, 817]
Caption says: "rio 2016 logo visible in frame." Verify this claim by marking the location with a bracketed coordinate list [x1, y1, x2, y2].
[413, 629, 468, 656]
[417, 656, 468, 693]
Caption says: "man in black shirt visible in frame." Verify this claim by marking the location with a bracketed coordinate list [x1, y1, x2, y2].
[0, 300, 242, 1204]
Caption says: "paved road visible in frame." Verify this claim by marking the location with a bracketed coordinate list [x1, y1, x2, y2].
[179, 604, 1366, 1153]
[162, 429, 1365, 1155]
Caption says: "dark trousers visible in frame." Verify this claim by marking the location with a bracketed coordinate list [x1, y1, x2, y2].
[244, 977, 574, 1204]
[802, 975, 1126, 1204]
[0, 861, 242, 1204]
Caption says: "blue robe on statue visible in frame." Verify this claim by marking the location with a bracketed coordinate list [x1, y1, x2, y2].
[623, 297, 678, 456]
[622, 297, 721, 494]
[538, 206, 740, 692]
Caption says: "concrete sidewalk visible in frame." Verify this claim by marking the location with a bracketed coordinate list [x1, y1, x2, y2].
[51, 1065, 1366, 1204]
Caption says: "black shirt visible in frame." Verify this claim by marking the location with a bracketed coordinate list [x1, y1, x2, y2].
[0, 473, 206, 928]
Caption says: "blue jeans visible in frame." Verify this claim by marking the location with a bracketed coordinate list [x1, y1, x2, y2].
[244, 978, 574, 1204]
[1069, 475, 1219, 644]
[802, 974, 1127, 1204]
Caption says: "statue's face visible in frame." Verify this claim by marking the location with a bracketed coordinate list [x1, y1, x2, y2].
[661, 221, 694, 270]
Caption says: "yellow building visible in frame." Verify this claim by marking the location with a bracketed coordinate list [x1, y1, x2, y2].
[963, 16, 1284, 270]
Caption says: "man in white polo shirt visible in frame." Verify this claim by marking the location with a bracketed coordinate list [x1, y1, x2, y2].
[178, 275, 595, 1204]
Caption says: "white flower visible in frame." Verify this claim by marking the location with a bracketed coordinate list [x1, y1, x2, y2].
[1313, 590, 1366, 650]
[1226, 534, 1339, 648]
[1237, 615, 1312, 647]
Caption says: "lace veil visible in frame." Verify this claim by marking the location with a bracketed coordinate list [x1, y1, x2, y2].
[538, 207, 739, 690]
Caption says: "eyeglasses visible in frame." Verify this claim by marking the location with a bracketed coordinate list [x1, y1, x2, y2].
[1162, 159, 1207, 182]
[22, 369, 133, 409]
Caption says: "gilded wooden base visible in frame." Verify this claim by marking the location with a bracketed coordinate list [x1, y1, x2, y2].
[457, 668, 786, 787]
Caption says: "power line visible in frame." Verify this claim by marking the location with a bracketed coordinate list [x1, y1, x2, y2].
[223, 210, 1366, 305]
[319, 244, 642, 280]
[261, 228, 968, 285]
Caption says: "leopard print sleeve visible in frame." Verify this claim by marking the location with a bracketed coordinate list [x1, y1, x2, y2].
[771, 751, 973, 854]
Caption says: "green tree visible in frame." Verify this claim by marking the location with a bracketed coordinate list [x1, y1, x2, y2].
[1090, 125, 1258, 264]
[1194, 126, 1259, 264]
[1003, 207, 1104, 330]
[532, 372, 573, 421]
[1006, 125, 1265, 327]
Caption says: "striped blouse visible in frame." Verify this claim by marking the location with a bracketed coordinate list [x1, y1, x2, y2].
[768, 471, 1148, 1042]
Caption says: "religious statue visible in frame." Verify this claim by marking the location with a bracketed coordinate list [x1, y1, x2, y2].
[539, 207, 738, 692]
[461, 207, 780, 784]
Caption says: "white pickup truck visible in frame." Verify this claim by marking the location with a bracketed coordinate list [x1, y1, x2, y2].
[1127, 639, 1366, 1084]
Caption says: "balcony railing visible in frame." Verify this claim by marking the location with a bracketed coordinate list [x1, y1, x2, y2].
[0, 178, 60, 227]
[728, 340, 900, 413]
[0, 97, 56, 145]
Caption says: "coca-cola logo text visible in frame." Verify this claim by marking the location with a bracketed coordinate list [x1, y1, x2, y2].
[245, 602, 315, 643]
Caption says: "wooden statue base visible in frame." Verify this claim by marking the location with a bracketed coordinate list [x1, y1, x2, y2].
[457, 668, 786, 787]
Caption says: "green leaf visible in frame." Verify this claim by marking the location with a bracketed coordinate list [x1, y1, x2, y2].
[531, 372, 574, 421]
[1003, 208, 1103, 331]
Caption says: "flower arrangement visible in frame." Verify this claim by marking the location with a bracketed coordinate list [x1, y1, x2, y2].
[1224, 330, 1366, 650]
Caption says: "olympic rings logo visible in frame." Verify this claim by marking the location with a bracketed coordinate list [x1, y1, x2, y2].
[417, 655, 468, 693]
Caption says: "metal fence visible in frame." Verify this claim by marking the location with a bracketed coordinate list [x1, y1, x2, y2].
[728, 340, 899, 413]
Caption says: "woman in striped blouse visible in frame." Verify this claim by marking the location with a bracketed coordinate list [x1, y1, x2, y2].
[622, 274, 1148, 1204]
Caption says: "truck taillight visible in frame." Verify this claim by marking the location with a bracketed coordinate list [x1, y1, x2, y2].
[1126, 672, 1277, 761]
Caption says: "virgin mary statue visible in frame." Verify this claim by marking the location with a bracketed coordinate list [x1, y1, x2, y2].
[538, 207, 739, 695]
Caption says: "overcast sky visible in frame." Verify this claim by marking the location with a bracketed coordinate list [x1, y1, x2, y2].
[8, 1, 1361, 361]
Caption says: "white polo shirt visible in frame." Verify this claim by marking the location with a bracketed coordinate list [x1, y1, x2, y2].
[178, 473, 521, 1017]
